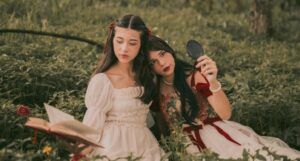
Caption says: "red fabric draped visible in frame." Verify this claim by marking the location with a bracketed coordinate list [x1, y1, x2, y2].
[183, 117, 240, 151]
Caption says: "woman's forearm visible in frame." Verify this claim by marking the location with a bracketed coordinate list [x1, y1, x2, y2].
[207, 81, 232, 120]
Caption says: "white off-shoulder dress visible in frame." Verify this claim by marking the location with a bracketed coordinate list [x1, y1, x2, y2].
[82, 73, 164, 161]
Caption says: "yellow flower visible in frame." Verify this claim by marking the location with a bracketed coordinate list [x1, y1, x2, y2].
[43, 145, 53, 155]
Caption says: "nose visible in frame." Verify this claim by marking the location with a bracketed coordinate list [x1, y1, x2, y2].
[158, 59, 165, 66]
[120, 43, 128, 53]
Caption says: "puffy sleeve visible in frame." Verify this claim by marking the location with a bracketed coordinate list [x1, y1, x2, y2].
[82, 73, 113, 143]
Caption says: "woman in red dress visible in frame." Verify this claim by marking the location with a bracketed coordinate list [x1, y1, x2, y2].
[147, 35, 300, 160]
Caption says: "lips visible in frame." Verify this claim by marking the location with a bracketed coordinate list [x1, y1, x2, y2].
[163, 66, 170, 72]
[120, 54, 129, 59]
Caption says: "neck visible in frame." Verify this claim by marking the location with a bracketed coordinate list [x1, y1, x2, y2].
[115, 62, 134, 76]
[162, 74, 174, 86]
[160, 74, 176, 95]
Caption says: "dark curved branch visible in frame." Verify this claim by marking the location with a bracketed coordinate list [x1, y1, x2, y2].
[0, 29, 103, 49]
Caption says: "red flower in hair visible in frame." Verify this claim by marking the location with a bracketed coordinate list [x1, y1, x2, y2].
[108, 21, 115, 30]
[16, 104, 30, 116]
[103, 21, 116, 54]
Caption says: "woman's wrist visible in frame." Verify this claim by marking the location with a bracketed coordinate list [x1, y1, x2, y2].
[209, 80, 222, 93]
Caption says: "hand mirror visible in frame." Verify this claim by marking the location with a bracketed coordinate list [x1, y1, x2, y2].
[186, 40, 204, 60]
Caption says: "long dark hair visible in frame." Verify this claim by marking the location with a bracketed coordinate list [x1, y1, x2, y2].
[93, 14, 155, 104]
[148, 35, 200, 125]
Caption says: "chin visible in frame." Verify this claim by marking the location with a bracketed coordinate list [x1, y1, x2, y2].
[166, 69, 175, 76]
[118, 59, 133, 64]
[161, 71, 173, 77]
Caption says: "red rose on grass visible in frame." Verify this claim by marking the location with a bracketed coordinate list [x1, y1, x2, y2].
[16, 105, 30, 116]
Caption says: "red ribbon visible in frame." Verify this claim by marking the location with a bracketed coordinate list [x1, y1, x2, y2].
[190, 72, 213, 98]
[183, 116, 240, 151]
[33, 129, 38, 144]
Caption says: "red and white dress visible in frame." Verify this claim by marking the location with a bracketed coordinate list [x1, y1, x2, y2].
[152, 72, 300, 160]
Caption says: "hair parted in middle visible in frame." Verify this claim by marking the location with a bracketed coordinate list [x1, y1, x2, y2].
[93, 14, 155, 104]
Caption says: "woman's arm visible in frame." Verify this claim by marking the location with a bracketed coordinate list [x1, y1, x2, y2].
[206, 79, 232, 120]
[194, 55, 232, 120]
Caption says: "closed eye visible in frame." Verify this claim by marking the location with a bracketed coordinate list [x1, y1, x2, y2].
[159, 50, 166, 57]
[149, 59, 157, 66]
[115, 37, 123, 44]
[129, 42, 137, 46]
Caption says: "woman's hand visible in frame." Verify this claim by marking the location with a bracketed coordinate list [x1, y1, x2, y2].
[195, 56, 232, 120]
[80, 145, 94, 155]
[58, 139, 94, 159]
[195, 55, 218, 83]
[69, 144, 93, 161]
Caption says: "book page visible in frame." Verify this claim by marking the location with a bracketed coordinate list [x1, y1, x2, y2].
[25, 117, 50, 132]
[54, 120, 99, 135]
[44, 103, 74, 124]
[50, 125, 101, 147]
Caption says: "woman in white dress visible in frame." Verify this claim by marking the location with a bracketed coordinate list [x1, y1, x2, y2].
[81, 15, 164, 161]
[147, 35, 300, 160]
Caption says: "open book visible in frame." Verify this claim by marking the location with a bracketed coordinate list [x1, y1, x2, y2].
[25, 103, 101, 147]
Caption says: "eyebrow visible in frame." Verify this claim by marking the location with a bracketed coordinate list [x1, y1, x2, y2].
[115, 37, 139, 42]
[158, 50, 164, 54]
[149, 50, 164, 61]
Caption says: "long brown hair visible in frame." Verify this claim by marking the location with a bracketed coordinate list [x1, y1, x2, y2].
[93, 14, 155, 104]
